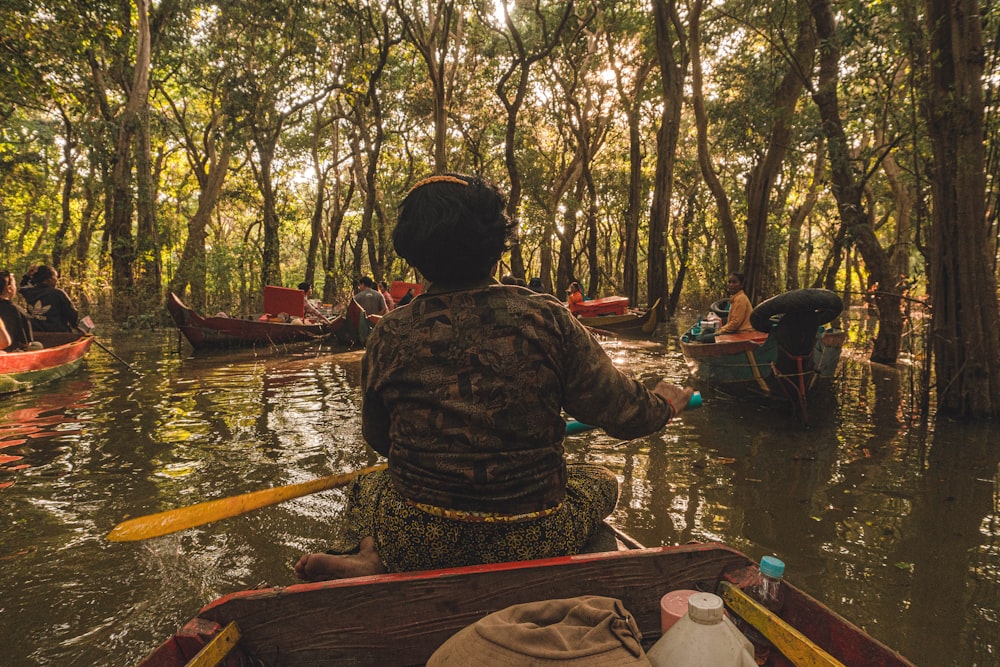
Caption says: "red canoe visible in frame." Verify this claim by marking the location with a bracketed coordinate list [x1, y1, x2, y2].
[139, 539, 914, 667]
[0, 332, 95, 395]
[167, 293, 379, 350]
[576, 297, 661, 337]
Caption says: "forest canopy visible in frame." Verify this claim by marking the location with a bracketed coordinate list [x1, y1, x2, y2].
[1, 0, 998, 417]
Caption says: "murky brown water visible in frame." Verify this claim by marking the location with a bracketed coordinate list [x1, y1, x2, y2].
[0, 320, 996, 666]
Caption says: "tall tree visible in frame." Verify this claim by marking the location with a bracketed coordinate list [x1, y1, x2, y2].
[88, 0, 152, 322]
[605, 1, 655, 305]
[392, 0, 464, 173]
[924, 0, 1000, 416]
[160, 71, 233, 309]
[741, 0, 817, 302]
[489, 0, 575, 281]
[219, 0, 339, 289]
[689, 0, 739, 276]
[647, 0, 689, 315]
[810, 0, 906, 364]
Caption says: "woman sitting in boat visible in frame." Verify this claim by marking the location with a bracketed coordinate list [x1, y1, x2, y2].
[20, 265, 79, 332]
[0, 269, 36, 351]
[566, 281, 584, 313]
[294, 173, 694, 581]
[714, 272, 754, 335]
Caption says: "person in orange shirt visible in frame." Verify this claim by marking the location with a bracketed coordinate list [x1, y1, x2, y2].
[566, 282, 584, 313]
[716, 272, 754, 334]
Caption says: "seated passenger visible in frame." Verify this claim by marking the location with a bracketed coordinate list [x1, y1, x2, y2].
[297, 281, 330, 322]
[294, 173, 693, 581]
[377, 281, 395, 311]
[20, 265, 79, 332]
[0, 269, 35, 351]
[0, 318, 10, 352]
[715, 272, 754, 335]
[566, 281, 584, 313]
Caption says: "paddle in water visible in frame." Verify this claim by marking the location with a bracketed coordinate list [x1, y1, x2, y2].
[108, 397, 702, 543]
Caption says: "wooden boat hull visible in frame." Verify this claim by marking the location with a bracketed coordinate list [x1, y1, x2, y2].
[680, 329, 843, 383]
[167, 293, 378, 350]
[578, 297, 661, 337]
[140, 541, 913, 667]
[0, 333, 94, 395]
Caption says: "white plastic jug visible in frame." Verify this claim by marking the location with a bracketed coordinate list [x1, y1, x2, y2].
[646, 592, 756, 667]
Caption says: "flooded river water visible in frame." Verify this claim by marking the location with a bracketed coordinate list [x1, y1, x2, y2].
[0, 320, 996, 666]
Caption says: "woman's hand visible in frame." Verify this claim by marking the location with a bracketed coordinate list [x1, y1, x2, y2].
[652, 381, 695, 417]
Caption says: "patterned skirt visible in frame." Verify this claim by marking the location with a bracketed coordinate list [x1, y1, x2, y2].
[330, 464, 619, 572]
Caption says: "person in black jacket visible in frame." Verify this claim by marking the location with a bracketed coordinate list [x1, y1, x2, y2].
[20, 265, 79, 332]
[0, 270, 35, 351]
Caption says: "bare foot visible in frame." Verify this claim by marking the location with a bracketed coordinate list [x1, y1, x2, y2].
[294, 536, 387, 581]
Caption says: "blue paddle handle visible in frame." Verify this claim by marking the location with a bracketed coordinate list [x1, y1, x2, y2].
[565, 391, 701, 435]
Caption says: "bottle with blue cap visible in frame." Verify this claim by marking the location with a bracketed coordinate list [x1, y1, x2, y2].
[736, 555, 786, 665]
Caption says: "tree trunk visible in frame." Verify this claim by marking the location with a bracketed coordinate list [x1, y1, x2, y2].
[786, 138, 826, 290]
[742, 0, 816, 302]
[811, 0, 904, 364]
[256, 141, 281, 289]
[690, 0, 739, 275]
[924, 0, 1000, 417]
[135, 106, 161, 315]
[648, 0, 688, 316]
[167, 141, 231, 310]
[53, 110, 75, 273]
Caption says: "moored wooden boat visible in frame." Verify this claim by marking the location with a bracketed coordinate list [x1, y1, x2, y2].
[0, 332, 95, 395]
[576, 297, 661, 337]
[167, 293, 379, 350]
[679, 288, 845, 423]
[139, 540, 914, 667]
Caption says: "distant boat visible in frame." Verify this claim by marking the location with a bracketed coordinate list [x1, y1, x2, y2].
[139, 539, 915, 667]
[575, 297, 661, 337]
[167, 293, 378, 351]
[680, 288, 845, 424]
[0, 332, 94, 395]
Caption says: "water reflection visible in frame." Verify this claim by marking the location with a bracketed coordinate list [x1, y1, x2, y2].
[0, 328, 996, 666]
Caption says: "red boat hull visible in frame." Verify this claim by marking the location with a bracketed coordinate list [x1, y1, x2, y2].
[577, 297, 661, 337]
[0, 333, 94, 395]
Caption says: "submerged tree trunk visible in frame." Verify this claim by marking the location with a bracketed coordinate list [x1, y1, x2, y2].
[924, 0, 1000, 417]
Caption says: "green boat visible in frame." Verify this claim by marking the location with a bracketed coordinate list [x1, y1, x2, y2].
[679, 288, 845, 423]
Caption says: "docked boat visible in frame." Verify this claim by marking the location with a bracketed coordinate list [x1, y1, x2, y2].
[139, 539, 914, 667]
[0, 332, 95, 395]
[575, 297, 661, 337]
[167, 292, 380, 350]
[679, 288, 845, 423]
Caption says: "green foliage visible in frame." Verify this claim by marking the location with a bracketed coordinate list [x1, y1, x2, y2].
[0, 0, 974, 317]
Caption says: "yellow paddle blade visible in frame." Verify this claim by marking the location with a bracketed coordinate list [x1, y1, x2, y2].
[107, 463, 388, 542]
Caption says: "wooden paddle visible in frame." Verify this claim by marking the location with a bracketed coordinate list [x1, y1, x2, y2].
[106, 463, 388, 542]
[108, 396, 701, 543]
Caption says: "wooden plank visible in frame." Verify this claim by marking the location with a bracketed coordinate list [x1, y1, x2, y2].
[719, 582, 845, 667]
[185, 621, 240, 667]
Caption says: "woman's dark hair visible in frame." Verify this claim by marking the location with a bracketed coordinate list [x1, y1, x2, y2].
[298, 281, 311, 292]
[729, 272, 745, 285]
[393, 174, 514, 285]
[33, 265, 56, 285]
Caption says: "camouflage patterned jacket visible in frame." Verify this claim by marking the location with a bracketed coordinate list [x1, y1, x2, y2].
[361, 281, 673, 515]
